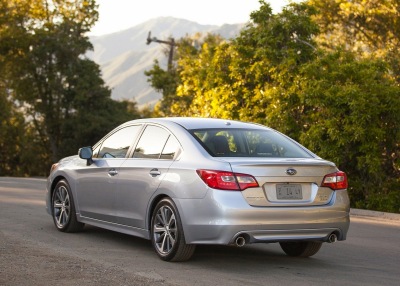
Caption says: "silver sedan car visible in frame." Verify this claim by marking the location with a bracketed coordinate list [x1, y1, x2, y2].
[46, 117, 350, 261]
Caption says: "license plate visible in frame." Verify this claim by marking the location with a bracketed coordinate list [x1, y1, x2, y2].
[276, 184, 303, 200]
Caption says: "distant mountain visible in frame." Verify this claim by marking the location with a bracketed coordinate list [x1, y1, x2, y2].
[89, 17, 244, 107]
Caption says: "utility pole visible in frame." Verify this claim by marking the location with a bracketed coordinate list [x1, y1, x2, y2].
[146, 31, 176, 71]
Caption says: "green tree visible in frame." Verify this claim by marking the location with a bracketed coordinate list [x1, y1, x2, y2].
[1, 0, 140, 172]
[0, 88, 25, 176]
[145, 59, 180, 116]
[175, 33, 228, 117]
[309, 0, 399, 53]
[0, 80, 48, 176]
[1, 0, 99, 162]
[174, 1, 319, 140]
[145, 0, 400, 212]
[308, 0, 400, 82]
[145, 33, 205, 116]
[234, 1, 319, 139]
[295, 49, 400, 212]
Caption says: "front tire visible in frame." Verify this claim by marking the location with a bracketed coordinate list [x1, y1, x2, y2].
[151, 198, 196, 261]
[279, 241, 322, 257]
[52, 180, 84, 232]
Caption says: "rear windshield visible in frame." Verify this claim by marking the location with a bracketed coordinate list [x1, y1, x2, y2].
[189, 128, 312, 158]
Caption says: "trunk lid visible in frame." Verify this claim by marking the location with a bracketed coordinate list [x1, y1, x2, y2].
[227, 158, 338, 207]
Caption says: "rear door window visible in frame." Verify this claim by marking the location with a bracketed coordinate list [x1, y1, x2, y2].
[133, 125, 170, 159]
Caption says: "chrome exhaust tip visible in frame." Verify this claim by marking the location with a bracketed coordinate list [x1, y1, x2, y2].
[328, 233, 337, 243]
[235, 236, 246, 247]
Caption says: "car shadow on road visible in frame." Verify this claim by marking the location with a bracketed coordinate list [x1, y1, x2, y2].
[80, 225, 333, 271]
[80, 224, 154, 250]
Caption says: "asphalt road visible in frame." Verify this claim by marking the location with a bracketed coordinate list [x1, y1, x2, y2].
[1, 177, 399, 286]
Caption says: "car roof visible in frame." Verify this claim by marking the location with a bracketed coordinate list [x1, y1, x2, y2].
[127, 117, 270, 130]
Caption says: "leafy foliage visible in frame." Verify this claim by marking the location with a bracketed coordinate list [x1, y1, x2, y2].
[0, 0, 141, 175]
[145, 59, 181, 116]
[296, 49, 400, 211]
[146, 0, 400, 212]
[309, 0, 400, 54]
[308, 0, 400, 83]
[0, 89, 25, 176]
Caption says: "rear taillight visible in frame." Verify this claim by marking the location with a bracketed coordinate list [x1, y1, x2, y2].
[321, 171, 348, 190]
[197, 170, 259, 191]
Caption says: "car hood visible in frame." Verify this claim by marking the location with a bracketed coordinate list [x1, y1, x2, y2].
[58, 155, 79, 166]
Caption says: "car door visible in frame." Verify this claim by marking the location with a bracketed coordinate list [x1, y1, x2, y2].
[116, 124, 181, 229]
[75, 125, 142, 223]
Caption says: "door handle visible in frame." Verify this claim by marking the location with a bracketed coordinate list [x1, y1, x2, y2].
[108, 168, 118, 176]
[149, 168, 161, 177]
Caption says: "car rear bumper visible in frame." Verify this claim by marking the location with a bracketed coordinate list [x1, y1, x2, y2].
[175, 189, 350, 245]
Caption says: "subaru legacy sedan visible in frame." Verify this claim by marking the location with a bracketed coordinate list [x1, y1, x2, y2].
[46, 117, 350, 261]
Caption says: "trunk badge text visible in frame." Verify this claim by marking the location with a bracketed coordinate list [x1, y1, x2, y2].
[286, 168, 297, 175]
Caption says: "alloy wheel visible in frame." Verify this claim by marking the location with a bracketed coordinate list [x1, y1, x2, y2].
[53, 185, 70, 228]
[153, 205, 177, 254]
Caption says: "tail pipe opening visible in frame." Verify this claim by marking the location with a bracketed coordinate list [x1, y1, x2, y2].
[235, 236, 246, 247]
[328, 233, 338, 243]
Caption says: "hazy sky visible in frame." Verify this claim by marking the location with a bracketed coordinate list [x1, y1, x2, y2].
[90, 0, 290, 36]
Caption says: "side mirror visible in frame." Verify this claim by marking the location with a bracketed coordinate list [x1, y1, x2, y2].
[78, 147, 94, 166]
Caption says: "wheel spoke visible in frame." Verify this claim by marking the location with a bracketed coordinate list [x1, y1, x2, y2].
[54, 202, 63, 208]
[168, 213, 175, 226]
[64, 194, 69, 205]
[160, 232, 168, 252]
[156, 213, 164, 225]
[63, 210, 69, 224]
[160, 207, 168, 225]
[57, 209, 64, 225]
[168, 233, 175, 246]
[169, 227, 177, 239]
[153, 225, 166, 233]
[59, 187, 66, 201]
[167, 235, 172, 252]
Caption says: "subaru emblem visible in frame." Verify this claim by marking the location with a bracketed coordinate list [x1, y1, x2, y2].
[286, 168, 297, 176]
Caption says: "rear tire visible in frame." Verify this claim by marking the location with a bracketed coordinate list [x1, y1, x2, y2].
[279, 241, 322, 257]
[151, 198, 196, 262]
[52, 180, 84, 233]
